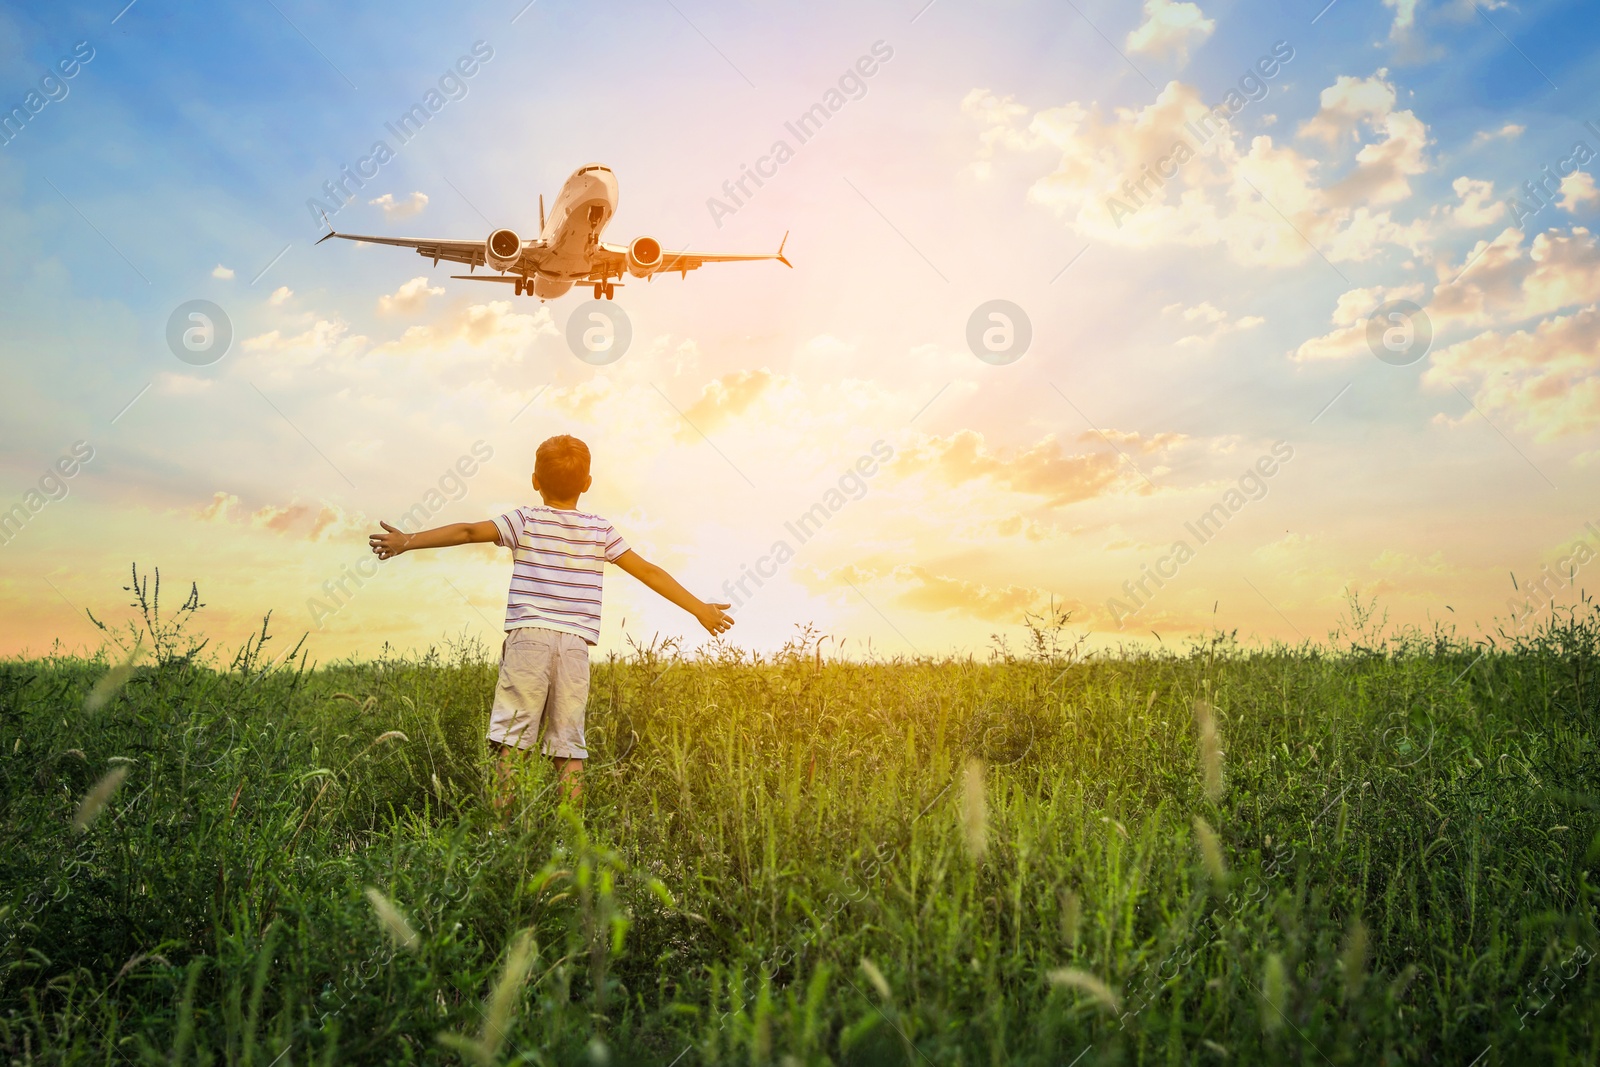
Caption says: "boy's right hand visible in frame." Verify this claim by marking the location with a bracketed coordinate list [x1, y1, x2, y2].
[695, 602, 735, 636]
[369, 520, 412, 560]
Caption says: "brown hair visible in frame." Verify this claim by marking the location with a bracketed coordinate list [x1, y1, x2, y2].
[535, 435, 591, 499]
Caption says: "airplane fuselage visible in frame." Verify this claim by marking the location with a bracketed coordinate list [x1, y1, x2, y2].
[535, 164, 618, 282]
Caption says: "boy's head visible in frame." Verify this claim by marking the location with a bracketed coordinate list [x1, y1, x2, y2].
[533, 435, 592, 502]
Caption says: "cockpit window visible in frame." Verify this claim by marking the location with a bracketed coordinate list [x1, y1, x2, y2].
[577, 165, 613, 175]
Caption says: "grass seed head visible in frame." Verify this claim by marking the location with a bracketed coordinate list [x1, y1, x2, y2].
[962, 757, 988, 861]
[73, 765, 129, 832]
[1341, 916, 1368, 1002]
[84, 641, 142, 712]
[1060, 889, 1082, 949]
[1193, 816, 1228, 887]
[1261, 952, 1288, 1032]
[481, 929, 537, 1057]
[373, 730, 409, 745]
[1047, 967, 1121, 1013]
[364, 887, 419, 951]
[1193, 699, 1224, 803]
[860, 957, 893, 1002]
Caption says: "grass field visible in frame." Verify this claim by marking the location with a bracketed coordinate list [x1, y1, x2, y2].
[3, 570, 1599, 1065]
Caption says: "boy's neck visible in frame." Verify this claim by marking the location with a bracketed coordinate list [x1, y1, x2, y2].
[538, 495, 581, 511]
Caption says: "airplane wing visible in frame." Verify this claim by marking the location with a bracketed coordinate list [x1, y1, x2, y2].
[315, 219, 492, 270]
[594, 232, 792, 279]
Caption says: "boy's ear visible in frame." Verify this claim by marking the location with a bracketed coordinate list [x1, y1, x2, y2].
[582, 474, 593, 493]
[531, 472, 541, 492]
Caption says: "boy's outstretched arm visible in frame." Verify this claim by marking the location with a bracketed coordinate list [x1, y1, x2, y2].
[613, 550, 734, 635]
[370, 519, 499, 559]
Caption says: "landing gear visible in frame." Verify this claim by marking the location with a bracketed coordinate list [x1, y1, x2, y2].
[514, 278, 526, 296]
[603, 282, 615, 300]
[593, 283, 603, 299]
[594, 281, 615, 300]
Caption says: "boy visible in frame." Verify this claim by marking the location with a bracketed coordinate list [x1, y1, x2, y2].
[368, 434, 732, 802]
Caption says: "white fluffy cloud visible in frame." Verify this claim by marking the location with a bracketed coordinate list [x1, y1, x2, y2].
[1431, 227, 1600, 332]
[1559, 172, 1600, 213]
[211, 264, 234, 279]
[1125, 0, 1215, 67]
[1290, 283, 1425, 362]
[1163, 301, 1265, 349]
[1448, 177, 1505, 229]
[369, 192, 430, 220]
[377, 276, 446, 314]
[1423, 306, 1600, 440]
[963, 68, 1434, 266]
[1471, 122, 1524, 148]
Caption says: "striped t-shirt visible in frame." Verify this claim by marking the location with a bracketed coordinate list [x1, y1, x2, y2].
[491, 505, 629, 645]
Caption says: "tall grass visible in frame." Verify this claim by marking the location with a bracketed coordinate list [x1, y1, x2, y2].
[1, 572, 1597, 1064]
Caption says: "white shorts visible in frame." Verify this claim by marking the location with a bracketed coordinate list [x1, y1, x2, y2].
[486, 627, 591, 758]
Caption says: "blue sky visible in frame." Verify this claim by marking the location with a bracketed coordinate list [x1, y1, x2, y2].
[2, 0, 1598, 659]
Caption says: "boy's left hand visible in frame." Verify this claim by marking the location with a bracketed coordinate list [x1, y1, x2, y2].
[696, 602, 735, 636]
[369, 520, 412, 560]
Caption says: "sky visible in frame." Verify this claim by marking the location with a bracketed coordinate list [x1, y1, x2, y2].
[1, 0, 1598, 664]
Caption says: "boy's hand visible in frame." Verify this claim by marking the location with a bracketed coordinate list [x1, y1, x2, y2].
[695, 602, 735, 636]
[369, 520, 412, 560]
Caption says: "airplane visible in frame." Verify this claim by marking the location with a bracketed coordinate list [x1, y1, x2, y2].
[316, 162, 791, 301]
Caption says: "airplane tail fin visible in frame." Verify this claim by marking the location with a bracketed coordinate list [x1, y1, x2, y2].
[539, 194, 545, 234]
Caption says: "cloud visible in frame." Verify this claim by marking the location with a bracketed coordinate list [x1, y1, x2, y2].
[1299, 72, 1398, 145]
[368, 300, 557, 369]
[1448, 177, 1505, 229]
[1164, 301, 1266, 348]
[1470, 122, 1524, 148]
[369, 191, 429, 220]
[678, 369, 782, 439]
[1124, 0, 1215, 67]
[545, 377, 616, 422]
[1290, 283, 1425, 362]
[196, 492, 363, 541]
[1382, 0, 1512, 60]
[268, 286, 292, 306]
[1423, 305, 1600, 440]
[251, 502, 314, 533]
[378, 276, 445, 314]
[242, 317, 367, 365]
[211, 264, 234, 279]
[1559, 172, 1600, 214]
[889, 565, 1047, 622]
[1430, 227, 1600, 331]
[965, 70, 1435, 266]
[1382, 0, 1421, 41]
[819, 562, 1050, 623]
[197, 492, 240, 523]
[897, 429, 1183, 505]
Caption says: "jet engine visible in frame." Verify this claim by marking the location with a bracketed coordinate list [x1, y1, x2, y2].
[485, 229, 522, 271]
[626, 236, 664, 277]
